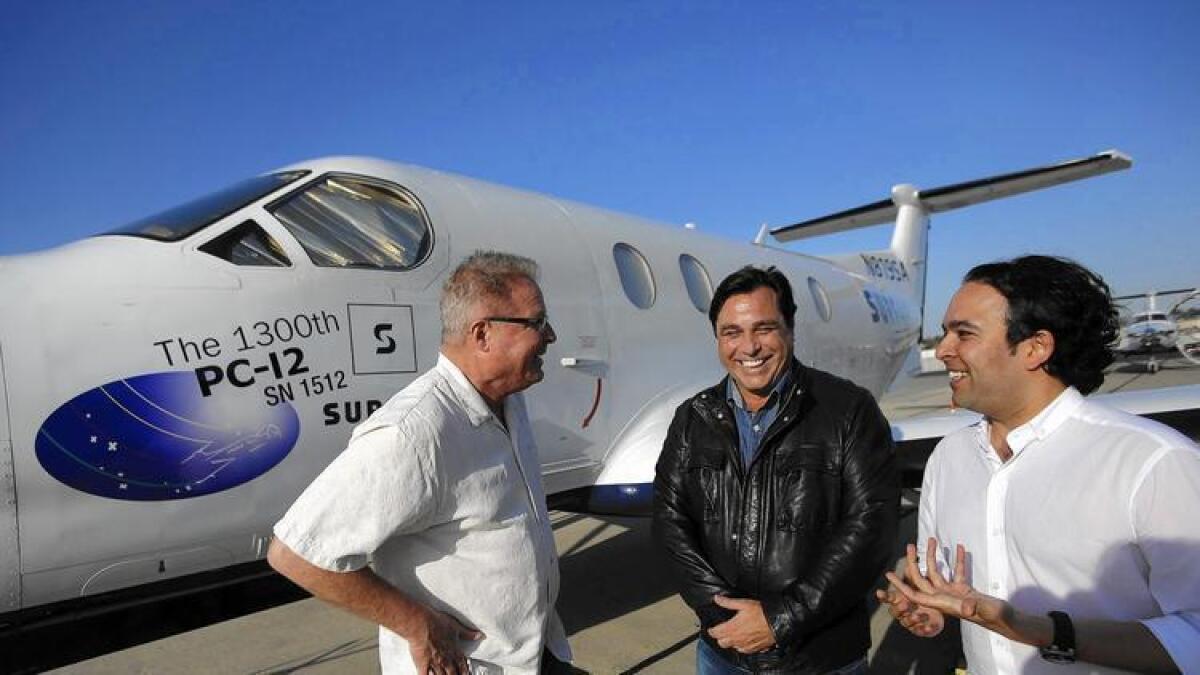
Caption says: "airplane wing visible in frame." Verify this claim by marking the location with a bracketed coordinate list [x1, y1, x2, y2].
[889, 383, 1200, 485]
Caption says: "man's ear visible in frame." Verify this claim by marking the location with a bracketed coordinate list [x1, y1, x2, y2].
[1025, 329, 1055, 372]
[469, 319, 491, 352]
[468, 317, 487, 345]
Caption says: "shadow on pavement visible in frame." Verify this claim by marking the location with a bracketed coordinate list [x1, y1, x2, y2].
[555, 514, 681, 636]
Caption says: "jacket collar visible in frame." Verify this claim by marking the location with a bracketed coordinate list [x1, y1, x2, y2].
[697, 358, 808, 416]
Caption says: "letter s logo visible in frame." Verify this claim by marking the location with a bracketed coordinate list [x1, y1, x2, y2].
[863, 291, 880, 323]
[374, 323, 396, 354]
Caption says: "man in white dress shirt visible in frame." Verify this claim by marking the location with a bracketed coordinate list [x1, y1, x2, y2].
[268, 251, 571, 675]
[879, 255, 1199, 673]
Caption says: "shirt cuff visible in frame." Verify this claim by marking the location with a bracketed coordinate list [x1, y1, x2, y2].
[1141, 612, 1200, 672]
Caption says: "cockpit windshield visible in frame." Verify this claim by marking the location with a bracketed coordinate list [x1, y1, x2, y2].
[101, 171, 309, 242]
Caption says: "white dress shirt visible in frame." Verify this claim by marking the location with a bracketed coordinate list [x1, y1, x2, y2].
[275, 354, 569, 674]
[919, 387, 1200, 674]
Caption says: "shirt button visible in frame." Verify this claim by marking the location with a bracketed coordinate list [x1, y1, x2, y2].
[991, 582, 1000, 591]
[732, 533, 739, 541]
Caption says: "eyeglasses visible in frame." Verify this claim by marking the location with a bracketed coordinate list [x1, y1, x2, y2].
[485, 315, 552, 333]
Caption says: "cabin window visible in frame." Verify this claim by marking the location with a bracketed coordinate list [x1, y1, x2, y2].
[613, 243, 656, 309]
[269, 175, 433, 270]
[199, 220, 291, 267]
[808, 276, 833, 322]
[679, 254, 713, 313]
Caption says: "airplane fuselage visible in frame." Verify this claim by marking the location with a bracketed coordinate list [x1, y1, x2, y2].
[0, 157, 919, 615]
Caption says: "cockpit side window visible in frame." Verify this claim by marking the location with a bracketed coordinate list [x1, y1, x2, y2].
[102, 171, 309, 242]
[268, 175, 432, 270]
[199, 220, 291, 267]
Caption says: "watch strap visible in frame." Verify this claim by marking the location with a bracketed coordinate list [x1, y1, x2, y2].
[1041, 610, 1077, 664]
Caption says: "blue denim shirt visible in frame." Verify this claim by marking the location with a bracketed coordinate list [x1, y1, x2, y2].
[726, 370, 793, 469]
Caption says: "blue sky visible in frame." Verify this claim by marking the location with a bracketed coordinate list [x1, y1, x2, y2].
[2, 1, 1197, 335]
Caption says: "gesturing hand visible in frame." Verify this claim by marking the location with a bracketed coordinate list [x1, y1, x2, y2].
[409, 607, 485, 675]
[875, 555, 946, 638]
[885, 538, 1013, 636]
[707, 595, 777, 654]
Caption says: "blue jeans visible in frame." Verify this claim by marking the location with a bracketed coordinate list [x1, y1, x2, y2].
[696, 639, 868, 675]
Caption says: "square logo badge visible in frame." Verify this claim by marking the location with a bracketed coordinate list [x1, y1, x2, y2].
[347, 304, 417, 375]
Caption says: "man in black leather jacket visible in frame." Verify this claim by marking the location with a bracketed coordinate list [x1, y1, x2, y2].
[653, 266, 898, 674]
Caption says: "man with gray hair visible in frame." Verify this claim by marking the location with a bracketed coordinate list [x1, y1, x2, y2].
[269, 250, 571, 675]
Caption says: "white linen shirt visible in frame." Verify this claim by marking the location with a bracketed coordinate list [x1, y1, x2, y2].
[274, 354, 569, 675]
[919, 387, 1200, 674]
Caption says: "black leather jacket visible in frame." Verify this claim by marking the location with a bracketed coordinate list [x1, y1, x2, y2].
[652, 360, 898, 673]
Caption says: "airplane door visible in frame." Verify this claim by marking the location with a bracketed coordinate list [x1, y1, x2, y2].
[0, 342, 19, 613]
[433, 178, 611, 494]
[528, 229, 611, 490]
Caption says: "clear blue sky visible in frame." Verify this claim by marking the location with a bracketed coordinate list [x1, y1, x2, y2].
[2, 1, 1197, 335]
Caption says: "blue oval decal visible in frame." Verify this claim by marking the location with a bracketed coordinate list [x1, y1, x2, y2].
[36, 372, 300, 501]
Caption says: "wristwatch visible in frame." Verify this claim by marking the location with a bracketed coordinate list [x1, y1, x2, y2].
[1040, 610, 1076, 664]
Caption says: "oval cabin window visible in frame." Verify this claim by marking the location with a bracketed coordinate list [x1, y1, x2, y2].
[679, 254, 713, 313]
[613, 243, 656, 309]
[808, 276, 833, 322]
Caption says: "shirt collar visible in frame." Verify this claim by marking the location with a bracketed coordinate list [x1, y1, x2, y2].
[726, 368, 793, 412]
[978, 386, 1083, 461]
[437, 352, 497, 427]
[1007, 386, 1082, 450]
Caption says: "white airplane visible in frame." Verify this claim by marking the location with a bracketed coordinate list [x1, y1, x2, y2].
[1178, 292, 1200, 365]
[3, 149, 1195, 624]
[1114, 288, 1200, 371]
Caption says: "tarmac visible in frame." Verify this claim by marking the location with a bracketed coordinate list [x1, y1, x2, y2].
[50, 507, 962, 675]
[43, 356, 1200, 674]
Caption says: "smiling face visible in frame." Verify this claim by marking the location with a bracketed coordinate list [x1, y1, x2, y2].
[484, 276, 556, 397]
[936, 281, 1037, 421]
[715, 286, 794, 411]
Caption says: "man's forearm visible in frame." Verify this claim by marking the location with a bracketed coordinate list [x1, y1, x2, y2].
[651, 506, 735, 609]
[652, 449, 737, 615]
[267, 538, 432, 639]
[986, 606, 1179, 673]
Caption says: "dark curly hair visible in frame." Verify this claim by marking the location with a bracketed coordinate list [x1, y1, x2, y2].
[964, 255, 1118, 394]
[709, 265, 797, 332]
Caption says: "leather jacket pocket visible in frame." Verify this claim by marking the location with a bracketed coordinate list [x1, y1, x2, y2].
[686, 448, 726, 523]
[775, 455, 838, 532]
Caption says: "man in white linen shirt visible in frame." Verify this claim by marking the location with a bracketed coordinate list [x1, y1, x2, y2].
[268, 251, 572, 675]
[878, 255, 1200, 673]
